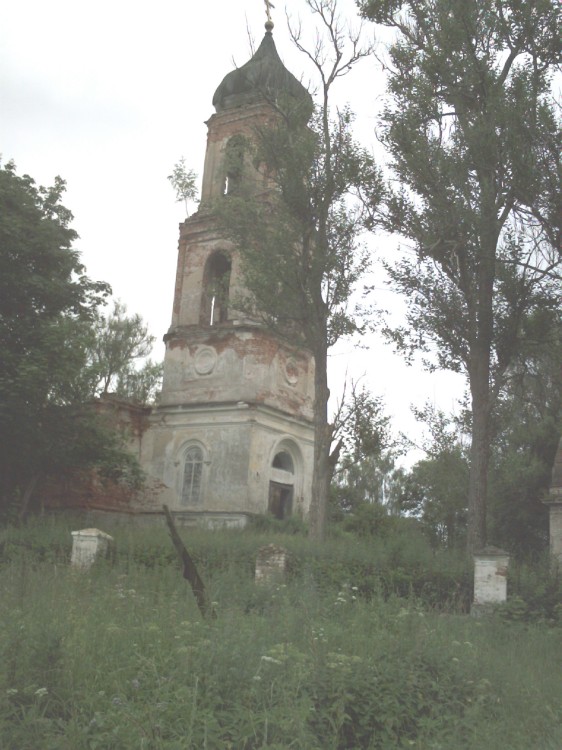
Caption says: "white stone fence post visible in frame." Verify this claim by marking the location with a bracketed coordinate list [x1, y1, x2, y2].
[471, 546, 510, 617]
[71, 528, 114, 570]
[255, 544, 288, 585]
[543, 499, 562, 566]
[546, 434, 562, 565]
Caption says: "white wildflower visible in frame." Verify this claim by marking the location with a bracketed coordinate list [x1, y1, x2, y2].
[261, 655, 282, 665]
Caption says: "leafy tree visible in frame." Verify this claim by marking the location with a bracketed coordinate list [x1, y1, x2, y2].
[216, 0, 383, 540]
[0, 162, 140, 519]
[397, 311, 561, 553]
[399, 451, 470, 548]
[79, 300, 162, 403]
[168, 158, 198, 217]
[397, 405, 470, 548]
[487, 309, 562, 555]
[331, 384, 400, 514]
[112, 359, 163, 405]
[360, 0, 562, 550]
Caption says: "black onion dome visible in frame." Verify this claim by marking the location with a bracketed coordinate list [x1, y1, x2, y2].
[212, 30, 313, 118]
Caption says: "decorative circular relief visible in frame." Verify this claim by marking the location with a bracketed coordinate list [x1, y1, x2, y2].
[194, 346, 217, 376]
[284, 358, 299, 386]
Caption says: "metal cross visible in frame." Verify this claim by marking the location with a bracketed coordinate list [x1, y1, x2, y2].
[264, 0, 275, 24]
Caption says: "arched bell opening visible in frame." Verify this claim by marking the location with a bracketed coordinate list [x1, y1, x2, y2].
[200, 251, 232, 326]
[222, 134, 248, 196]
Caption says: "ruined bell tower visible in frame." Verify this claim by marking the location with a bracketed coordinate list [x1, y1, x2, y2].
[142, 20, 315, 525]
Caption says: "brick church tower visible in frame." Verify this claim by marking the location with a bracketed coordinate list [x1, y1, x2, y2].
[141, 21, 315, 525]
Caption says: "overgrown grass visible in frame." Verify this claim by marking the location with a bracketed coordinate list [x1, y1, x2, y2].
[0, 516, 561, 748]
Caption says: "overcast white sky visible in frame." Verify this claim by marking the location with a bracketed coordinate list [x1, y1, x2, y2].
[1, 0, 465, 462]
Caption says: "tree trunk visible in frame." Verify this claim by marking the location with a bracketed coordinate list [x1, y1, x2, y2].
[308, 337, 331, 541]
[467, 382, 489, 553]
[467, 213, 496, 553]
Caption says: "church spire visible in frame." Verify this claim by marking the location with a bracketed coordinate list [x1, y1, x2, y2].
[264, 0, 274, 32]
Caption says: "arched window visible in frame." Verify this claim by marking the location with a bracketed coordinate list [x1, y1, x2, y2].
[222, 135, 247, 195]
[200, 252, 232, 326]
[182, 446, 204, 505]
[272, 451, 294, 473]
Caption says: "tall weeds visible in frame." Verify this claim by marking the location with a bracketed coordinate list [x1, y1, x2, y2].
[0, 517, 560, 749]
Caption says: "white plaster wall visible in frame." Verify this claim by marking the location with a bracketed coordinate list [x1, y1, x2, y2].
[141, 403, 313, 517]
[247, 410, 314, 517]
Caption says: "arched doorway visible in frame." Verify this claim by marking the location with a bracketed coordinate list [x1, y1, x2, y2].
[268, 449, 294, 520]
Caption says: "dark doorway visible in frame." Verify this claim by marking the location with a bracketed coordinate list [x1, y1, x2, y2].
[268, 481, 293, 520]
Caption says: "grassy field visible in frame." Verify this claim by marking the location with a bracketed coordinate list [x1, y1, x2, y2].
[0, 516, 561, 749]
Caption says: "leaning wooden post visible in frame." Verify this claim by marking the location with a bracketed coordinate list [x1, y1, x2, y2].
[163, 505, 215, 620]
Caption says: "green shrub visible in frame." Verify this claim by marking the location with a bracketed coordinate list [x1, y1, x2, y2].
[503, 558, 562, 623]
[247, 512, 308, 536]
[497, 595, 529, 622]
[0, 515, 75, 564]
